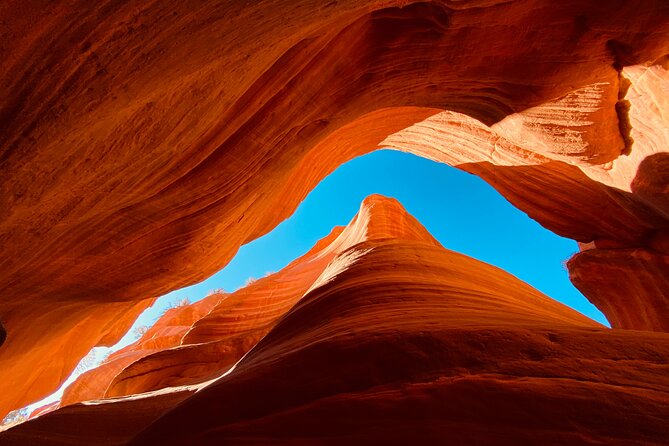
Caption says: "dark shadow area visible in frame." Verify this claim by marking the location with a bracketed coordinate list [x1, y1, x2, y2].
[0, 320, 5, 347]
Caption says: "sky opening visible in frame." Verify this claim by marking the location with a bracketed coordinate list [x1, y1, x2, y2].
[21, 149, 608, 416]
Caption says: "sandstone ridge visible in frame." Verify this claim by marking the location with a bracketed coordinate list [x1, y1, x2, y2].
[2, 196, 669, 445]
[1, 0, 668, 423]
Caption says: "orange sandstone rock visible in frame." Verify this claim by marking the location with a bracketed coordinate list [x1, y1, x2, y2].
[0, 298, 154, 421]
[28, 403, 58, 421]
[60, 293, 223, 406]
[68, 195, 442, 401]
[569, 248, 669, 332]
[1, 0, 668, 419]
[4, 196, 669, 445]
[2, 387, 197, 446]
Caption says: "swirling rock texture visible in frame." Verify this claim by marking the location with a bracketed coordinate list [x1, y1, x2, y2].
[3, 196, 669, 445]
[0, 0, 668, 438]
[58, 225, 349, 403]
[15, 296, 224, 420]
[3, 386, 199, 446]
[60, 195, 439, 403]
[58, 292, 224, 406]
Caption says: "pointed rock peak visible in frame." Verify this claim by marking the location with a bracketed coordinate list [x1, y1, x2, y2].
[305, 195, 440, 264]
[342, 194, 442, 247]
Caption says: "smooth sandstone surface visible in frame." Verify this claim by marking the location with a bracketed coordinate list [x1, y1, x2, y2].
[2, 387, 198, 446]
[64, 195, 441, 402]
[59, 293, 223, 406]
[0, 0, 668, 422]
[3, 196, 669, 445]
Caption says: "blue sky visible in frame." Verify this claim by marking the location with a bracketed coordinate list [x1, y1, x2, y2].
[146, 149, 607, 325]
[22, 149, 607, 414]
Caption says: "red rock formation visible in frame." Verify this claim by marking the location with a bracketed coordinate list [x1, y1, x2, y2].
[0, 298, 153, 421]
[28, 403, 58, 421]
[564, 63, 669, 332]
[2, 387, 197, 446]
[1, 0, 668, 421]
[3, 196, 669, 445]
[66, 195, 441, 401]
[60, 293, 223, 406]
[569, 247, 669, 332]
[103, 228, 349, 398]
[382, 75, 669, 331]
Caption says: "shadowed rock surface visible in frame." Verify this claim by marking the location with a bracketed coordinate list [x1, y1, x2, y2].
[3, 196, 669, 445]
[59, 293, 223, 406]
[61, 195, 445, 403]
[0, 0, 668, 437]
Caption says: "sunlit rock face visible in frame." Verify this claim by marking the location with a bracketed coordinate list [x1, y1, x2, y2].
[59, 195, 443, 404]
[0, 0, 668, 428]
[2, 196, 669, 445]
[59, 293, 224, 407]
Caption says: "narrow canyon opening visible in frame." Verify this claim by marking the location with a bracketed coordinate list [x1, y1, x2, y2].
[11, 149, 607, 422]
[1, 2, 668, 442]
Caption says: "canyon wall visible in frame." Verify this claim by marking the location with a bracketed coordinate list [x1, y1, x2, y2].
[2, 196, 668, 444]
[0, 0, 668, 430]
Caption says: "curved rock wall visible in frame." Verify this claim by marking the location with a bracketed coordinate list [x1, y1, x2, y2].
[0, 0, 668, 422]
[60, 196, 443, 402]
[3, 196, 668, 445]
[59, 293, 223, 406]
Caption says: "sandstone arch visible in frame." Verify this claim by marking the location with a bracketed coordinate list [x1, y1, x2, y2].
[1, 0, 668, 419]
[3, 196, 668, 445]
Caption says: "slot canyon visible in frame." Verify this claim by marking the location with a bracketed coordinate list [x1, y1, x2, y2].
[0, 0, 668, 444]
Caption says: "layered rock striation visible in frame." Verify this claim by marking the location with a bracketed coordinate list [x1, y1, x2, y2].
[60, 195, 443, 403]
[0, 0, 668, 424]
[59, 293, 223, 406]
[3, 196, 669, 445]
